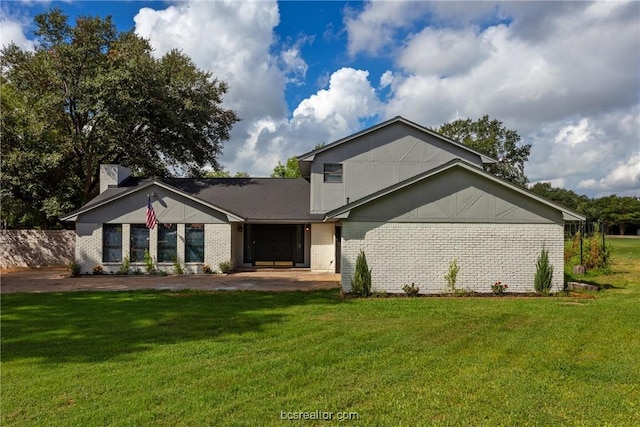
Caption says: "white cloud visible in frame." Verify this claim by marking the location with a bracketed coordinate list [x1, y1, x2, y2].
[578, 153, 640, 195]
[0, 17, 35, 51]
[343, 0, 639, 197]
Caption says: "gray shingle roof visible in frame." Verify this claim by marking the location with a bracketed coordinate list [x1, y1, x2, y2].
[63, 177, 323, 222]
[162, 177, 322, 222]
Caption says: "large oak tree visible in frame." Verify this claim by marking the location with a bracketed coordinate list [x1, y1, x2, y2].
[436, 115, 531, 186]
[1, 9, 238, 228]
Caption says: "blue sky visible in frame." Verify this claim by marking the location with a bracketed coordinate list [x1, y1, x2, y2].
[2, 1, 639, 197]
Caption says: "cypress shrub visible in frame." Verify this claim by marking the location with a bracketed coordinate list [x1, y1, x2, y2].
[534, 246, 553, 295]
[351, 250, 372, 297]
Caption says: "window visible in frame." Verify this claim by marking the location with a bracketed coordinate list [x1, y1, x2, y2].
[103, 224, 122, 262]
[157, 224, 177, 263]
[323, 163, 343, 183]
[130, 224, 149, 262]
[185, 224, 205, 263]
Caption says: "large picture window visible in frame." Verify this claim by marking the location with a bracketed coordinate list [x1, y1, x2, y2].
[323, 163, 343, 182]
[185, 224, 205, 263]
[103, 224, 122, 262]
[157, 224, 177, 262]
[130, 224, 149, 263]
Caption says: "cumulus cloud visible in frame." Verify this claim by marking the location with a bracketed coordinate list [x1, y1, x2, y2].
[345, 0, 639, 197]
[0, 17, 35, 51]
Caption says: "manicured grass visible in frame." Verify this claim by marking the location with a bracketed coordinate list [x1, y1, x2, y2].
[2, 240, 639, 426]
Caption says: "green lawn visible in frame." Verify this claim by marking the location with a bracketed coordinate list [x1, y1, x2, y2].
[2, 238, 639, 426]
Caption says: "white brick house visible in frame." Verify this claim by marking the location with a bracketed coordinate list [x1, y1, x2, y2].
[62, 116, 584, 292]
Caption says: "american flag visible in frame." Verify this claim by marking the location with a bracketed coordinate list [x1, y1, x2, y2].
[146, 197, 157, 229]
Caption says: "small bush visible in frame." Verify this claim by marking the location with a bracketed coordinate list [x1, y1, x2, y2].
[350, 250, 372, 297]
[491, 281, 508, 295]
[117, 257, 131, 275]
[202, 264, 213, 274]
[92, 265, 104, 275]
[444, 259, 461, 295]
[219, 260, 232, 274]
[402, 282, 420, 297]
[565, 228, 612, 271]
[172, 256, 184, 275]
[143, 250, 155, 274]
[68, 260, 81, 277]
[535, 246, 554, 295]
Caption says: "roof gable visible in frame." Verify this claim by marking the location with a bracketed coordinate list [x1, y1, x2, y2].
[325, 161, 586, 223]
[297, 116, 497, 169]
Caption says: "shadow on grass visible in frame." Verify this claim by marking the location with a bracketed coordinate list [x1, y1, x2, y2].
[1, 289, 343, 364]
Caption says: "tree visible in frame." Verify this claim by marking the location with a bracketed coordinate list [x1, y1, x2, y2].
[271, 156, 302, 178]
[436, 115, 531, 186]
[203, 170, 250, 178]
[587, 195, 640, 235]
[1, 9, 238, 228]
[529, 182, 590, 214]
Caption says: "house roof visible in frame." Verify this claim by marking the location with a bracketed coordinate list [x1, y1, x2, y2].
[297, 116, 498, 165]
[324, 160, 586, 222]
[62, 178, 323, 223]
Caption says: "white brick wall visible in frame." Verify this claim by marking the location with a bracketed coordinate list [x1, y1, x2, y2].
[205, 223, 232, 272]
[311, 223, 335, 272]
[74, 222, 232, 274]
[341, 222, 564, 294]
[76, 223, 101, 274]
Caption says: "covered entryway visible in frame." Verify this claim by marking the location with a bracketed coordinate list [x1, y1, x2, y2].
[244, 224, 305, 267]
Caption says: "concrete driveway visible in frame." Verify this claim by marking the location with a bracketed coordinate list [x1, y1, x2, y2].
[0, 267, 341, 293]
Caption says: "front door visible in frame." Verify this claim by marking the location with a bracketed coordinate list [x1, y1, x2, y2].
[253, 225, 296, 266]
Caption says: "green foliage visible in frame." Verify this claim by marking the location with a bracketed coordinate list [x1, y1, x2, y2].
[491, 281, 508, 295]
[202, 264, 213, 274]
[0, 9, 238, 228]
[402, 282, 420, 297]
[565, 230, 612, 271]
[203, 170, 250, 178]
[350, 250, 372, 297]
[117, 257, 131, 275]
[271, 157, 302, 178]
[534, 246, 554, 295]
[67, 260, 81, 277]
[172, 256, 184, 275]
[218, 260, 232, 274]
[436, 115, 531, 186]
[444, 259, 461, 295]
[586, 195, 640, 235]
[529, 182, 590, 214]
[143, 250, 155, 274]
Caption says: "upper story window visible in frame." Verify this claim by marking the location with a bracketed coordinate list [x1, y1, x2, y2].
[323, 163, 343, 183]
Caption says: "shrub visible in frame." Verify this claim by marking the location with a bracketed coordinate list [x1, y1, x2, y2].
[565, 228, 612, 271]
[172, 256, 184, 275]
[68, 260, 81, 277]
[402, 282, 420, 297]
[535, 246, 554, 295]
[118, 257, 131, 275]
[143, 250, 155, 274]
[444, 259, 461, 295]
[219, 260, 232, 274]
[92, 265, 104, 275]
[202, 264, 213, 274]
[350, 250, 372, 297]
[491, 281, 508, 295]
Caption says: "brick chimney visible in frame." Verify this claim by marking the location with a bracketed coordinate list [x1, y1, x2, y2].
[99, 164, 132, 193]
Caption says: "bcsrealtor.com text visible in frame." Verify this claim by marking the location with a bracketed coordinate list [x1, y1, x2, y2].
[280, 410, 360, 421]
